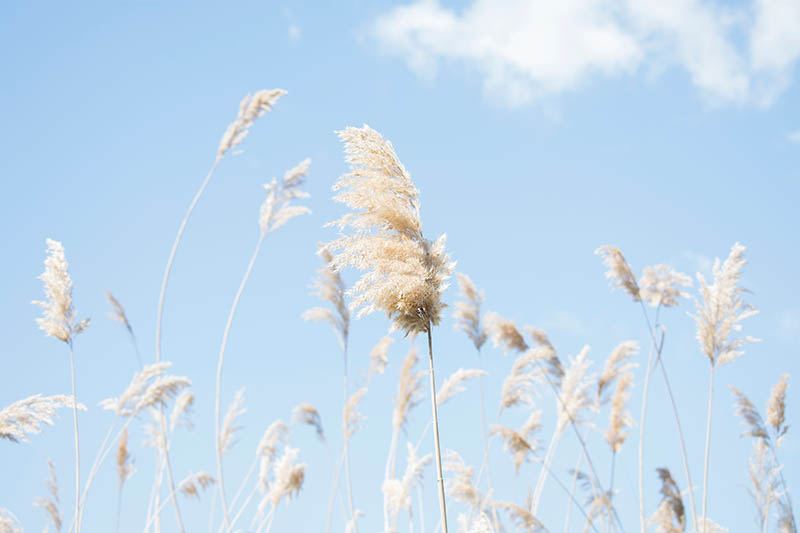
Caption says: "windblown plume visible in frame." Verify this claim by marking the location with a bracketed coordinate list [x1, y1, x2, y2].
[266, 446, 306, 507]
[393, 347, 426, 430]
[458, 512, 494, 533]
[217, 89, 286, 158]
[344, 387, 367, 438]
[691, 243, 759, 366]
[556, 346, 593, 433]
[453, 273, 487, 350]
[0, 394, 84, 443]
[179, 472, 216, 499]
[748, 438, 780, 530]
[498, 347, 552, 412]
[292, 403, 325, 442]
[259, 158, 311, 236]
[494, 493, 544, 532]
[257, 421, 290, 488]
[170, 390, 194, 432]
[492, 411, 541, 474]
[116, 427, 134, 488]
[444, 450, 483, 511]
[696, 518, 728, 532]
[303, 244, 349, 350]
[220, 388, 246, 455]
[100, 362, 190, 417]
[106, 291, 133, 334]
[0, 508, 22, 533]
[484, 312, 528, 354]
[368, 336, 393, 379]
[595, 246, 640, 301]
[605, 372, 634, 452]
[326, 125, 455, 334]
[384, 442, 432, 526]
[648, 468, 685, 533]
[639, 265, 692, 308]
[32, 238, 89, 343]
[597, 341, 638, 403]
[34, 459, 61, 532]
[766, 374, 789, 438]
[438, 368, 487, 406]
[730, 386, 768, 440]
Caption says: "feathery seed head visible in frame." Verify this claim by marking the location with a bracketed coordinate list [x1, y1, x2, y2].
[344, 387, 367, 438]
[649, 468, 685, 533]
[438, 368, 487, 407]
[326, 125, 454, 335]
[0, 394, 84, 443]
[256, 420, 289, 461]
[393, 346, 426, 430]
[217, 89, 286, 158]
[484, 312, 529, 354]
[454, 273, 487, 350]
[730, 386, 768, 440]
[597, 341, 639, 403]
[444, 450, 483, 511]
[105, 291, 132, 333]
[596, 245, 640, 301]
[267, 446, 306, 507]
[33, 239, 89, 343]
[605, 372, 634, 452]
[179, 472, 216, 499]
[368, 336, 394, 379]
[556, 346, 593, 433]
[100, 362, 189, 417]
[34, 459, 61, 533]
[292, 403, 325, 442]
[170, 390, 194, 432]
[116, 428, 134, 489]
[766, 373, 789, 437]
[303, 244, 349, 350]
[494, 496, 544, 532]
[259, 158, 311, 236]
[220, 389, 246, 455]
[491, 415, 540, 474]
[691, 243, 759, 366]
[639, 265, 692, 308]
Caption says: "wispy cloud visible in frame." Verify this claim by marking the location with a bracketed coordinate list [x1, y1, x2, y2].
[788, 130, 800, 144]
[681, 250, 713, 277]
[372, 0, 800, 108]
[779, 309, 800, 340]
[288, 24, 302, 43]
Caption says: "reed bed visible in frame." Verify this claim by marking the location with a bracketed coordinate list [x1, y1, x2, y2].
[1, 91, 796, 533]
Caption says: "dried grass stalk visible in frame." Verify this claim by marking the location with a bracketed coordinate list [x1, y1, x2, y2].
[33, 238, 89, 343]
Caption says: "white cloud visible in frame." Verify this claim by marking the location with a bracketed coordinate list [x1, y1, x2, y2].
[779, 309, 800, 340]
[373, 0, 800, 107]
[288, 23, 302, 43]
[788, 130, 800, 143]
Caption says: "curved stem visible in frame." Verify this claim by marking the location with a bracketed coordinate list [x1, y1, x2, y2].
[216, 234, 265, 531]
[701, 363, 716, 533]
[476, 349, 501, 531]
[156, 156, 221, 363]
[325, 451, 345, 533]
[68, 342, 82, 533]
[158, 412, 185, 532]
[343, 370, 358, 533]
[531, 428, 562, 516]
[426, 326, 449, 533]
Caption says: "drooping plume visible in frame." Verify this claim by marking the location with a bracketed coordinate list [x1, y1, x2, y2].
[453, 273, 487, 350]
[595, 245, 640, 302]
[217, 89, 286, 158]
[639, 265, 692, 308]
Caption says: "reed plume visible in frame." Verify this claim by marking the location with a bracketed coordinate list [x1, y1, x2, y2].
[291, 403, 325, 442]
[595, 246, 640, 301]
[437, 368, 487, 407]
[693, 243, 759, 532]
[647, 468, 685, 532]
[115, 428, 134, 533]
[484, 312, 528, 354]
[368, 336, 393, 379]
[0, 394, 83, 443]
[179, 473, 216, 499]
[639, 265, 692, 308]
[0, 509, 21, 533]
[34, 459, 62, 532]
[106, 291, 142, 369]
[384, 442, 432, 531]
[491, 411, 541, 474]
[494, 493, 544, 533]
[33, 238, 87, 533]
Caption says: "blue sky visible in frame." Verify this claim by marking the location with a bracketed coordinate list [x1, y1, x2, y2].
[1, 1, 799, 532]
